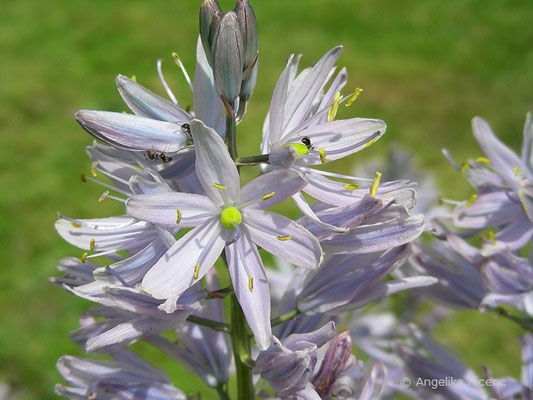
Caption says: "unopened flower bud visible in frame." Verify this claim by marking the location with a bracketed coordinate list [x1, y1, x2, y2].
[212, 11, 244, 105]
[199, 0, 222, 66]
[233, 0, 259, 71]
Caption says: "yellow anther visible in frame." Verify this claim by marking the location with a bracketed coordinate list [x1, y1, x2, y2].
[345, 88, 363, 107]
[172, 52, 180, 61]
[90, 162, 98, 177]
[80, 174, 86, 183]
[327, 91, 342, 122]
[261, 192, 276, 201]
[89, 238, 95, 251]
[319, 148, 327, 164]
[176, 209, 182, 224]
[514, 167, 520, 177]
[276, 235, 292, 241]
[344, 184, 360, 191]
[70, 222, 82, 228]
[130, 75, 136, 82]
[81, 252, 88, 263]
[365, 136, 380, 148]
[465, 193, 478, 208]
[213, 183, 227, 190]
[370, 172, 382, 196]
[461, 162, 469, 177]
[488, 230, 496, 245]
[475, 157, 491, 164]
[194, 263, 200, 280]
[248, 276, 254, 292]
[98, 191, 109, 202]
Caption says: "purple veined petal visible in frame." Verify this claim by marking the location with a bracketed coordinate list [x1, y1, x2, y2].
[521, 334, 533, 387]
[281, 46, 343, 137]
[298, 195, 384, 238]
[158, 147, 197, 180]
[128, 174, 172, 196]
[75, 110, 189, 153]
[282, 321, 337, 351]
[285, 119, 386, 165]
[86, 314, 186, 352]
[493, 217, 533, 251]
[115, 74, 191, 122]
[481, 292, 532, 314]
[226, 232, 271, 350]
[321, 215, 425, 254]
[446, 234, 482, 266]
[142, 219, 227, 300]
[292, 192, 349, 233]
[315, 67, 348, 126]
[294, 384, 322, 400]
[300, 168, 416, 209]
[522, 113, 533, 174]
[193, 37, 225, 133]
[57, 355, 123, 387]
[90, 380, 187, 400]
[452, 191, 522, 229]
[519, 186, 533, 223]
[472, 117, 526, 190]
[244, 209, 323, 269]
[240, 169, 307, 210]
[126, 192, 217, 228]
[55, 216, 155, 252]
[483, 259, 527, 294]
[190, 119, 240, 206]
[266, 54, 299, 146]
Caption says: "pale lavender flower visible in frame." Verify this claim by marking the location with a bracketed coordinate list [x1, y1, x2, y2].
[56, 346, 186, 399]
[75, 38, 225, 177]
[296, 246, 437, 314]
[259, 47, 415, 230]
[409, 235, 486, 309]
[126, 119, 322, 350]
[480, 249, 533, 316]
[253, 322, 337, 397]
[451, 114, 533, 251]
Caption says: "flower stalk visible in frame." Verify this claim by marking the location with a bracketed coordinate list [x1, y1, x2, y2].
[230, 294, 254, 400]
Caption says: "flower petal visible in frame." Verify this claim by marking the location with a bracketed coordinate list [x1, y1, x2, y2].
[190, 119, 240, 206]
[453, 191, 522, 228]
[226, 232, 271, 350]
[240, 169, 306, 209]
[126, 192, 216, 228]
[142, 219, 227, 299]
[116, 75, 191, 122]
[321, 215, 425, 254]
[75, 110, 189, 153]
[244, 209, 323, 269]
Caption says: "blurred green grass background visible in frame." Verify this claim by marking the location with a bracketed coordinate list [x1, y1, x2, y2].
[1, 0, 532, 398]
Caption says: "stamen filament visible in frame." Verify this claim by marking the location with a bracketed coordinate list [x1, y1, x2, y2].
[104, 265, 131, 287]
[172, 52, 194, 92]
[345, 88, 363, 107]
[157, 59, 179, 105]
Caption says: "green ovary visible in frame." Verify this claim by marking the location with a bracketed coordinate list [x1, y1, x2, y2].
[220, 207, 242, 229]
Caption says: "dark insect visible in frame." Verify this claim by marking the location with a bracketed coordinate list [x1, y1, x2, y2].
[145, 151, 173, 164]
[301, 136, 314, 150]
[181, 123, 191, 135]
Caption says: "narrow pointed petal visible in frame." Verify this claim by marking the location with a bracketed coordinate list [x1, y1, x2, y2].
[292, 192, 349, 233]
[142, 219, 227, 299]
[75, 110, 189, 153]
[126, 192, 216, 228]
[190, 119, 240, 206]
[522, 113, 533, 174]
[281, 46, 343, 136]
[472, 117, 526, 189]
[493, 217, 533, 250]
[116, 75, 191, 122]
[226, 233, 271, 350]
[244, 209, 323, 269]
[452, 191, 522, 228]
[321, 215, 425, 254]
[285, 118, 386, 165]
[240, 169, 306, 209]
[193, 37, 225, 132]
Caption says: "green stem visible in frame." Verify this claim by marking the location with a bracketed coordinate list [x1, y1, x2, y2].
[493, 306, 533, 332]
[236, 154, 270, 166]
[226, 113, 238, 161]
[230, 295, 254, 400]
[271, 308, 300, 327]
[186, 315, 231, 333]
[215, 384, 230, 400]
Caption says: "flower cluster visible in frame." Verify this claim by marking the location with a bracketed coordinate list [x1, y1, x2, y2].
[52, 0, 533, 399]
